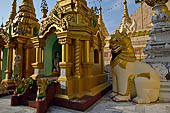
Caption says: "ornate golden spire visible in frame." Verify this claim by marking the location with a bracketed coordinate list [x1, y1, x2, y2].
[122, 0, 131, 24]
[41, 0, 48, 18]
[18, 0, 36, 20]
[117, 0, 133, 33]
[15, 0, 39, 37]
[98, 6, 103, 25]
[8, 0, 17, 23]
[98, 6, 109, 36]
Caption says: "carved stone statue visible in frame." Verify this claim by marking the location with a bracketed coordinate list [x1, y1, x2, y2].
[109, 29, 160, 104]
[0, 81, 7, 94]
[14, 54, 21, 76]
[53, 52, 60, 72]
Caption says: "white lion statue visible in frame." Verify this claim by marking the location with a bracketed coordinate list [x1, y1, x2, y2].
[109, 29, 160, 104]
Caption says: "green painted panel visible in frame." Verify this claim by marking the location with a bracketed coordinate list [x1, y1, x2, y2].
[9, 24, 12, 35]
[1, 48, 8, 80]
[44, 34, 62, 76]
[33, 27, 39, 36]
[93, 16, 97, 27]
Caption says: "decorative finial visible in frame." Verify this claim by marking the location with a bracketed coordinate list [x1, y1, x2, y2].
[98, 0, 102, 13]
[1, 17, 4, 30]
[7, 0, 17, 23]
[41, 0, 48, 18]
[98, 5, 102, 25]
[123, 0, 131, 23]
[124, 0, 128, 14]
[1, 17, 3, 27]
[135, 0, 143, 4]
[124, 0, 127, 4]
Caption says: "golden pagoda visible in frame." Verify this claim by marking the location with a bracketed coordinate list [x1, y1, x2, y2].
[0, 0, 110, 101]
[30, 0, 110, 100]
[0, 0, 39, 87]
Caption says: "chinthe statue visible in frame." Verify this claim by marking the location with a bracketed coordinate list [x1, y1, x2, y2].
[109, 29, 160, 104]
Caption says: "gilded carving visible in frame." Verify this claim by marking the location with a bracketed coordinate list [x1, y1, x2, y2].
[0, 81, 7, 94]
[40, 15, 63, 35]
[40, 6, 72, 36]
[59, 38, 72, 45]
[0, 30, 10, 43]
[49, 2, 65, 18]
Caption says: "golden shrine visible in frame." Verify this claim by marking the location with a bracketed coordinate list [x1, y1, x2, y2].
[0, 0, 39, 88]
[0, 0, 109, 102]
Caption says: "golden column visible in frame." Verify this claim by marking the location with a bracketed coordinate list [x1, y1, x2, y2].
[73, 39, 85, 98]
[100, 47, 105, 74]
[58, 38, 72, 76]
[24, 41, 33, 78]
[0, 49, 2, 81]
[74, 39, 81, 78]
[5, 43, 15, 79]
[85, 40, 90, 63]
[31, 37, 45, 77]
[57, 37, 73, 99]
[32, 47, 44, 76]
[82, 40, 92, 76]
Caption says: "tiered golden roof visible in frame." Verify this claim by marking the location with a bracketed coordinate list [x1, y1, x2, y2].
[15, 0, 39, 37]
[7, 0, 16, 23]
[98, 6, 109, 36]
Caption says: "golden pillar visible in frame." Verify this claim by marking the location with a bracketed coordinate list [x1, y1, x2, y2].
[32, 47, 44, 76]
[58, 38, 72, 76]
[74, 39, 80, 78]
[82, 40, 92, 75]
[0, 49, 2, 81]
[41, 48, 44, 64]
[57, 38, 73, 99]
[85, 40, 90, 63]
[73, 39, 85, 98]
[31, 37, 45, 78]
[101, 48, 105, 74]
[61, 44, 69, 63]
[24, 41, 33, 78]
[5, 43, 15, 79]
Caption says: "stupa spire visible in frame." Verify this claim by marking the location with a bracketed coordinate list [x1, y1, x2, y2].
[117, 0, 134, 33]
[98, 6, 103, 25]
[122, 0, 131, 24]
[15, 0, 39, 37]
[18, 0, 36, 18]
[41, 0, 48, 18]
[8, 0, 17, 23]
[98, 5, 109, 36]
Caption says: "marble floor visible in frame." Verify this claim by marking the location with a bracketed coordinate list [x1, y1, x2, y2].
[0, 94, 170, 113]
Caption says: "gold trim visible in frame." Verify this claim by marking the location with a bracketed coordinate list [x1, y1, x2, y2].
[118, 73, 150, 96]
[136, 73, 150, 79]
[118, 75, 135, 96]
